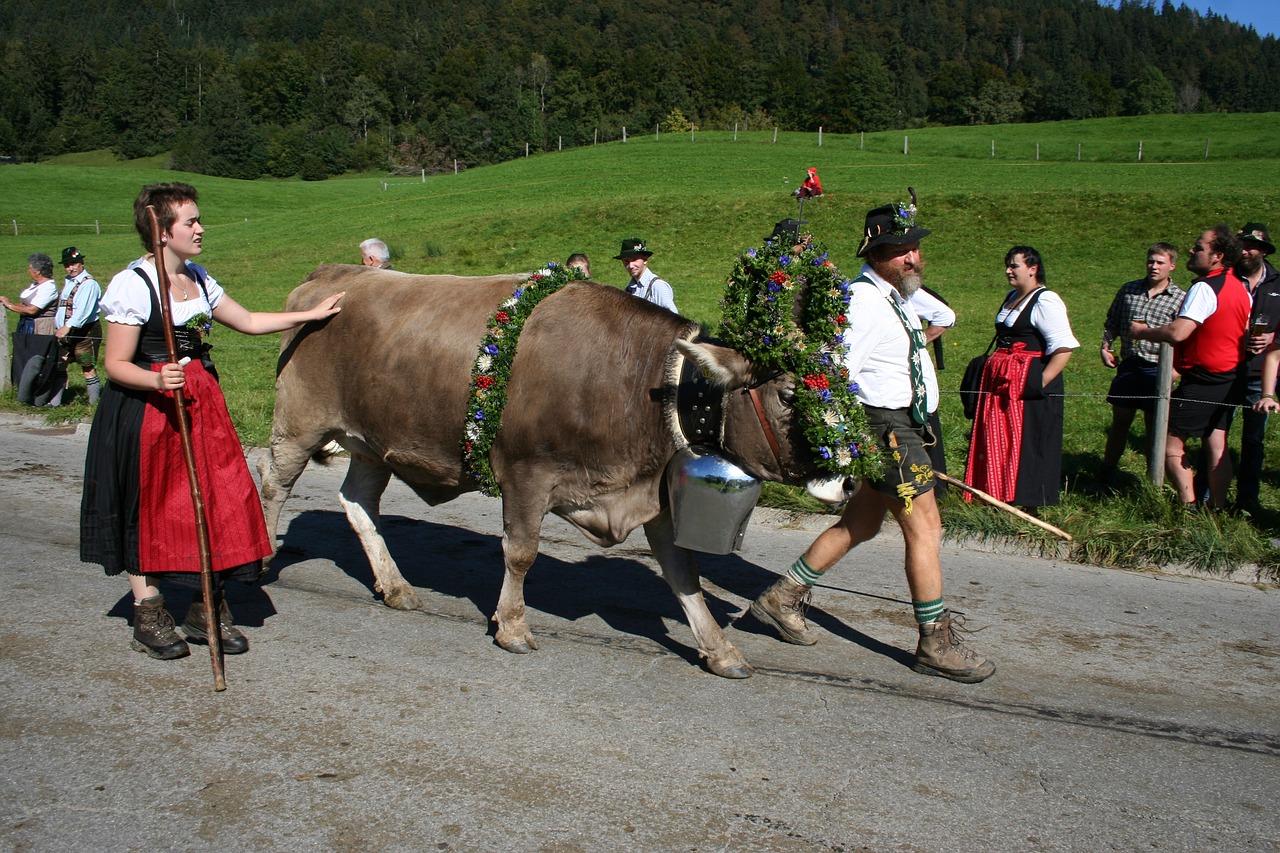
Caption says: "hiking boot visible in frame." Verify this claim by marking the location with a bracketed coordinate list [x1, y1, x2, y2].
[913, 610, 995, 683]
[750, 576, 819, 645]
[131, 595, 190, 660]
[183, 590, 249, 654]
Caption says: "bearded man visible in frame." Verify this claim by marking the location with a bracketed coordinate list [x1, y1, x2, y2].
[749, 200, 995, 684]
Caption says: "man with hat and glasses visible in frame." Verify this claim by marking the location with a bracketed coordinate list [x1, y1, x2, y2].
[615, 238, 677, 313]
[749, 199, 995, 684]
[1230, 223, 1280, 515]
[52, 247, 103, 405]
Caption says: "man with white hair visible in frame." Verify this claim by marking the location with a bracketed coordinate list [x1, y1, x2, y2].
[359, 238, 393, 269]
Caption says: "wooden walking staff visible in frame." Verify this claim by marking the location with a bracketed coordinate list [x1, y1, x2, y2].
[935, 471, 1074, 542]
[146, 205, 226, 692]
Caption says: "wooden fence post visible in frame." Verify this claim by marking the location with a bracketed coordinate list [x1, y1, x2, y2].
[622, 126, 627, 143]
[818, 126, 823, 146]
[1148, 343, 1173, 486]
[903, 135, 909, 155]
[773, 126, 778, 143]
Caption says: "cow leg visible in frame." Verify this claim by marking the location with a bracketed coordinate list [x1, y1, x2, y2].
[338, 453, 422, 611]
[643, 512, 753, 679]
[258, 439, 313, 552]
[492, 499, 544, 654]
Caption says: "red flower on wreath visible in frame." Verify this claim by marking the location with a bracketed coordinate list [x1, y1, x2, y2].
[802, 374, 829, 391]
[769, 270, 790, 285]
[476, 375, 495, 389]
[836, 314, 846, 325]
[495, 311, 511, 323]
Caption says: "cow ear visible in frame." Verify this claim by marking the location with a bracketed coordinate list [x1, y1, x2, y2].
[675, 339, 752, 389]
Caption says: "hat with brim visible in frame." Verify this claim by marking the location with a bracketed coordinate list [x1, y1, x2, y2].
[765, 219, 808, 243]
[856, 203, 931, 258]
[1237, 222, 1275, 255]
[613, 237, 653, 260]
[61, 246, 85, 266]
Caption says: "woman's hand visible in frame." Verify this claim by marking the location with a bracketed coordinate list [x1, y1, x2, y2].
[1255, 395, 1280, 414]
[311, 291, 344, 321]
[156, 362, 186, 391]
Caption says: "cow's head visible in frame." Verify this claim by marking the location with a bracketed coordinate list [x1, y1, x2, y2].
[675, 339, 823, 487]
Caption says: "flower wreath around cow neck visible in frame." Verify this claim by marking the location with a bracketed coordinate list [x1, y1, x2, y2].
[718, 232, 884, 482]
[462, 263, 587, 496]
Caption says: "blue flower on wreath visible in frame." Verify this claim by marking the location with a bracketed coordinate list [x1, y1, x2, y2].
[485, 344, 499, 355]
[818, 389, 832, 403]
[812, 253, 828, 266]
[779, 256, 792, 267]
[767, 280, 783, 293]
[512, 288, 525, 300]
[819, 447, 833, 459]
[848, 382, 860, 395]
[474, 411, 485, 420]
[747, 248, 757, 257]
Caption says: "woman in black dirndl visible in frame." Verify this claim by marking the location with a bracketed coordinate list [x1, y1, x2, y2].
[80, 182, 343, 660]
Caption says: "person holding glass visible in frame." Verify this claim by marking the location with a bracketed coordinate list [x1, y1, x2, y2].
[964, 246, 1079, 509]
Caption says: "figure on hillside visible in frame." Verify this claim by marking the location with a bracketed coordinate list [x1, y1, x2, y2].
[964, 246, 1079, 510]
[749, 199, 996, 684]
[1095, 243, 1184, 487]
[2, 252, 62, 405]
[1130, 225, 1248, 510]
[615, 237, 677, 313]
[50, 247, 104, 406]
[80, 182, 344, 661]
[359, 238, 393, 269]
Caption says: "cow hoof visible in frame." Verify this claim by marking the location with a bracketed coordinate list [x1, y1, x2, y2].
[497, 637, 539, 654]
[381, 587, 422, 611]
[707, 657, 754, 679]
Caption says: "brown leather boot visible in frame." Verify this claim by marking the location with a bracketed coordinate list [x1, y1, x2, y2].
[183, 588, 249, 654]
[750, 576, 819, 645]
[913, 611, 996, 683]
[131, 595, 190, 660]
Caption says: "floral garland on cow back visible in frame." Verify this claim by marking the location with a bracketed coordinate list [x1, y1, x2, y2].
[718, 231, 884, 482]
[462, 263, 587, 496]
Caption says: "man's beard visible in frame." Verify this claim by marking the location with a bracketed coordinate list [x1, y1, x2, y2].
[895, 270, 923, 298]
[1239, 254, 1263, 276]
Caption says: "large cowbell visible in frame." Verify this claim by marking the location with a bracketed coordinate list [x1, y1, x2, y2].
[665, 446, 763, 554]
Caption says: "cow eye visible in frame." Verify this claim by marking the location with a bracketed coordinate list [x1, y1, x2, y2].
[778, 386, 795, 407]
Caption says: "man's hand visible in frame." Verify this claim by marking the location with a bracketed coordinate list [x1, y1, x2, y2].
[1101, 347, 1117, 368]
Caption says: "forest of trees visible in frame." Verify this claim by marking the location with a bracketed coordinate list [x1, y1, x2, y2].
[1, 0, 1277, 180]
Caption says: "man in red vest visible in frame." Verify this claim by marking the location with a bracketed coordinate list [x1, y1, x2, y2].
[1131, 225, 1248, 509]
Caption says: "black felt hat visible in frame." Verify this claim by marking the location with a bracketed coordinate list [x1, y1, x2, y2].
[613, 237, 653, 260]
[1237, 223, 1275, 255]
[61, 246, 85, 266]
[855, 203, 931, 258]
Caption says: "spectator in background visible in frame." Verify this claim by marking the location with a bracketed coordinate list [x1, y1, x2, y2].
[1131, 225, 1248, 510]
[359, 238, 393, 269]
[965, 246, 1079, 510]
[615, 238, 677, 313]
[2, 252, 62, 405]
[1229, 223, 1280, 516]
[1096, 243, 1183, 486]
[566, 253, 591, 277]
[51, 247, 104, 406]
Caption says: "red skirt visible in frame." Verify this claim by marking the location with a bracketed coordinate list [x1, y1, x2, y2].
[82, 359, 271, 575]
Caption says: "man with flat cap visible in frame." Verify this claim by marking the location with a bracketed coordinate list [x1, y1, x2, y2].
[749, 198, 995, 683]
[52, 247, 103, 405]
[615, 237, 677, 313]
[1231, 223, 1280, 515]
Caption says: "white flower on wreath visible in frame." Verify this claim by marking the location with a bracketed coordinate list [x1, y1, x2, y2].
[477, 354, 493, 372]
[466, 423, 481, 441]
[822, 409, 841, 427]
[836, 447, 853, 467]
[502, 297, 518, 309]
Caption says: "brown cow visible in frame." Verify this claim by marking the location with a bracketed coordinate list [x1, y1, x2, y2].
[259, 264, 823, 678]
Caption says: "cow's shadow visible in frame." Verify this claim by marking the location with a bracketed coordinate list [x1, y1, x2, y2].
[269, 508, 914, 671]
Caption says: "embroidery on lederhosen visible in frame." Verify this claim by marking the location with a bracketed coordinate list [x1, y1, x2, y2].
[886, 429, 934, 514]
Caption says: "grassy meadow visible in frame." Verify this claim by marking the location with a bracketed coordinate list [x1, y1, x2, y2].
[3, 113, 1279, 575]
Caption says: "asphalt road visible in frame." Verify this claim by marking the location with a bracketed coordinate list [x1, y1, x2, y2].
[1, 412, 1277, 852]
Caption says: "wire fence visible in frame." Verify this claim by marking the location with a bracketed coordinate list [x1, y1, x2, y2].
[6, 220, 134, 237]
